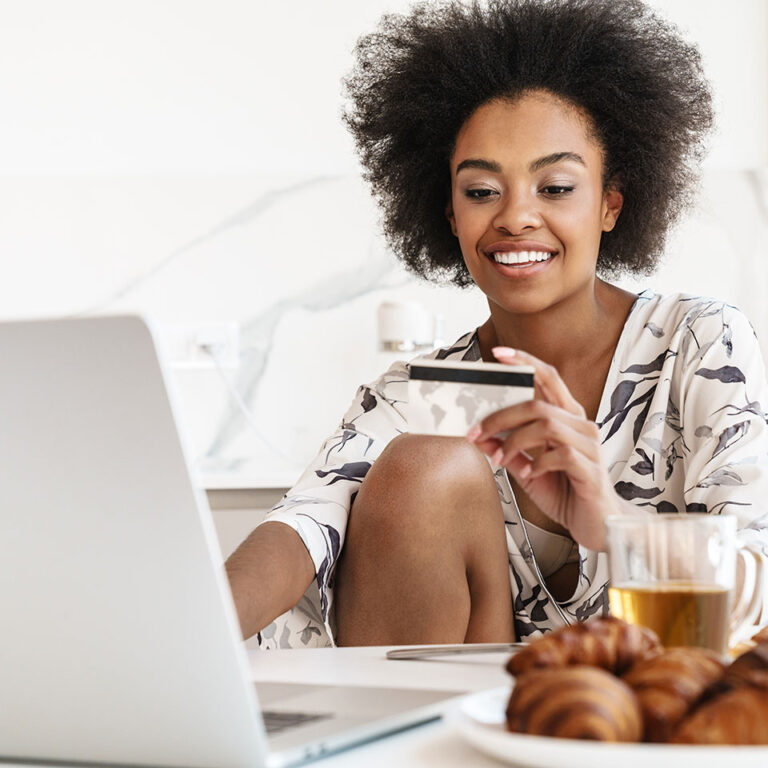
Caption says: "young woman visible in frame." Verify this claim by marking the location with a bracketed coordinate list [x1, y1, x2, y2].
[226, 0, 768, 647]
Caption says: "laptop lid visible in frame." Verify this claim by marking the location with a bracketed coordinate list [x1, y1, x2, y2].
[0, 315, 268, 767]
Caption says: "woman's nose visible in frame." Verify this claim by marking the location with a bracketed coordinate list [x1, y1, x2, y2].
[491, 190, 543, 234]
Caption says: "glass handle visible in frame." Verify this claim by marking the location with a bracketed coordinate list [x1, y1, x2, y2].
[729, 546, 761, 647]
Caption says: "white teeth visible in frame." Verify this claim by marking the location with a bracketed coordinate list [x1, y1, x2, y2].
[492, 250, 553, 265]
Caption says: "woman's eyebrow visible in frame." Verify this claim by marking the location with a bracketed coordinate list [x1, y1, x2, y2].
[529, 151, 585, 172]
[455, 158, 502, 174]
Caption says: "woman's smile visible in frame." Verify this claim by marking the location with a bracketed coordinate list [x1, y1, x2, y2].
[485, 239, 559, 276]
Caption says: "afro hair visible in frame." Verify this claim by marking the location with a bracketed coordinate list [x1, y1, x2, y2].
[343, 0, 714, 286]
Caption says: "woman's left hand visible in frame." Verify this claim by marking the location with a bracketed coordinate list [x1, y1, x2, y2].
[467, 346, 620, 551]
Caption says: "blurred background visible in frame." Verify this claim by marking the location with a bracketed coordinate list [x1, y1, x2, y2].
[1, 0, 766, 508]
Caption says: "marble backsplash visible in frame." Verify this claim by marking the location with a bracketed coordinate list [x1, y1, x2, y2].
[2, 170, 766, 488]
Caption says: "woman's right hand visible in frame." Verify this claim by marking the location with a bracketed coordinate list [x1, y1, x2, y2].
[467, 346, 623, 551]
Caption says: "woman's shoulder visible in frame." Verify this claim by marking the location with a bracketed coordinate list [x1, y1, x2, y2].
[365, 329, 481, 396]
[610, 290, 763, 397]
[420, 329, 482, 362]
[624, 290, 757, 350]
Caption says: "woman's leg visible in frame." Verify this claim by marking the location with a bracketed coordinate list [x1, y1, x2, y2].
[334, 433, 514, 645]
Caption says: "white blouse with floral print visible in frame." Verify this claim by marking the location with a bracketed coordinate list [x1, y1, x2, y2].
[256, 291, 768, 648]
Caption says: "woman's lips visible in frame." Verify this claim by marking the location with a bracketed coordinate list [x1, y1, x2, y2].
[487, 256, 556, 277]
[484, 246, 558, 276]
[484, 240, 558, 255]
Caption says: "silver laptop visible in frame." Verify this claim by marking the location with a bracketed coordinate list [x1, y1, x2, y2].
[0, 315, 460, 768]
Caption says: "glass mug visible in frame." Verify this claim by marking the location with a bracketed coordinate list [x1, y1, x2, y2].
[605, 514, 761, 655]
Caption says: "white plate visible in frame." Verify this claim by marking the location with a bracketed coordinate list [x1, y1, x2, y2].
[445, 686, 768, 768]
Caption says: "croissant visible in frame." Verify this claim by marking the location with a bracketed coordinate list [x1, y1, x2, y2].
[671, 684, 768, 744]
[621, 647, 726, 742]
[507, 617, 661, 677]
[506, 666, 643, 742]
[723, 636, 768, 689]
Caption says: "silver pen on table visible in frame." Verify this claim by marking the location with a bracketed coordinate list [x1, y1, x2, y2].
[386, 642, 525, 660]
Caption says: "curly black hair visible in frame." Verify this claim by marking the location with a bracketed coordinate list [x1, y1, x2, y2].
[343, 0, 714, 287]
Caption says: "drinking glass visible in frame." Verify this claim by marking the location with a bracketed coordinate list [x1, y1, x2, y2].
[605, 514, 759, 655]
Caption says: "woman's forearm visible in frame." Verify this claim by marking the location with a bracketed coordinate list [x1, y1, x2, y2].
[225, 520, 316, 640]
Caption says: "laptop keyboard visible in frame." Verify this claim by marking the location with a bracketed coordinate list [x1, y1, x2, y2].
[262, 710, 332, 735]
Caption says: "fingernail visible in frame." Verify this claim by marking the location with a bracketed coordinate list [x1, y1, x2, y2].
[491, 448, 504, 465]
[492, 346, 515, 358]
[519, 463, 531, 479]
[466, 424, 482, 442]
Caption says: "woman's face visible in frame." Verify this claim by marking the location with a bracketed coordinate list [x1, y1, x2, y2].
[447, 91, 622, 316]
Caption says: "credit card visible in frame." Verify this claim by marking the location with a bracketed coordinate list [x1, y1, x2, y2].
[407, 359, 535, 436]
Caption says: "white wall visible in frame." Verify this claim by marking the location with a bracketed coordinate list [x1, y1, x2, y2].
[648, 0, 768, 169]
[0, 0, 764, 174]
[1, 0, 766, 487]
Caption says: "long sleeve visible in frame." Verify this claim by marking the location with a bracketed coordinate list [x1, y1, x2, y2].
[602, 293, 768, 638]
[677, 301, 768, 633]
[679, 302, 768, 538]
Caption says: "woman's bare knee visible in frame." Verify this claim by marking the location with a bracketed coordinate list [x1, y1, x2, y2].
[352, 433, 500, 536]
[333, 433, 513, 644]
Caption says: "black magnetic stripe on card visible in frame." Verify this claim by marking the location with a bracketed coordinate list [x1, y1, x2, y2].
[409, 366, 534, 387]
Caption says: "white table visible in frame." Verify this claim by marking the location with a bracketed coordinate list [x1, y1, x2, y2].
[0, 646, 510, 768]
[248, 646, 512, 767]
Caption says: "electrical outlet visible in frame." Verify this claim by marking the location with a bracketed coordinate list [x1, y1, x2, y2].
[161, 322, 240, 370]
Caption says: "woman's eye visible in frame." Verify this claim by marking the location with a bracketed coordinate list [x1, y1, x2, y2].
[542, 185, 574, 196]
[464, 188, 497, 200]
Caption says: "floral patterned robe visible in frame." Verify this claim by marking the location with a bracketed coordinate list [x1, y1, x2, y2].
[257, 291, 768, 648]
